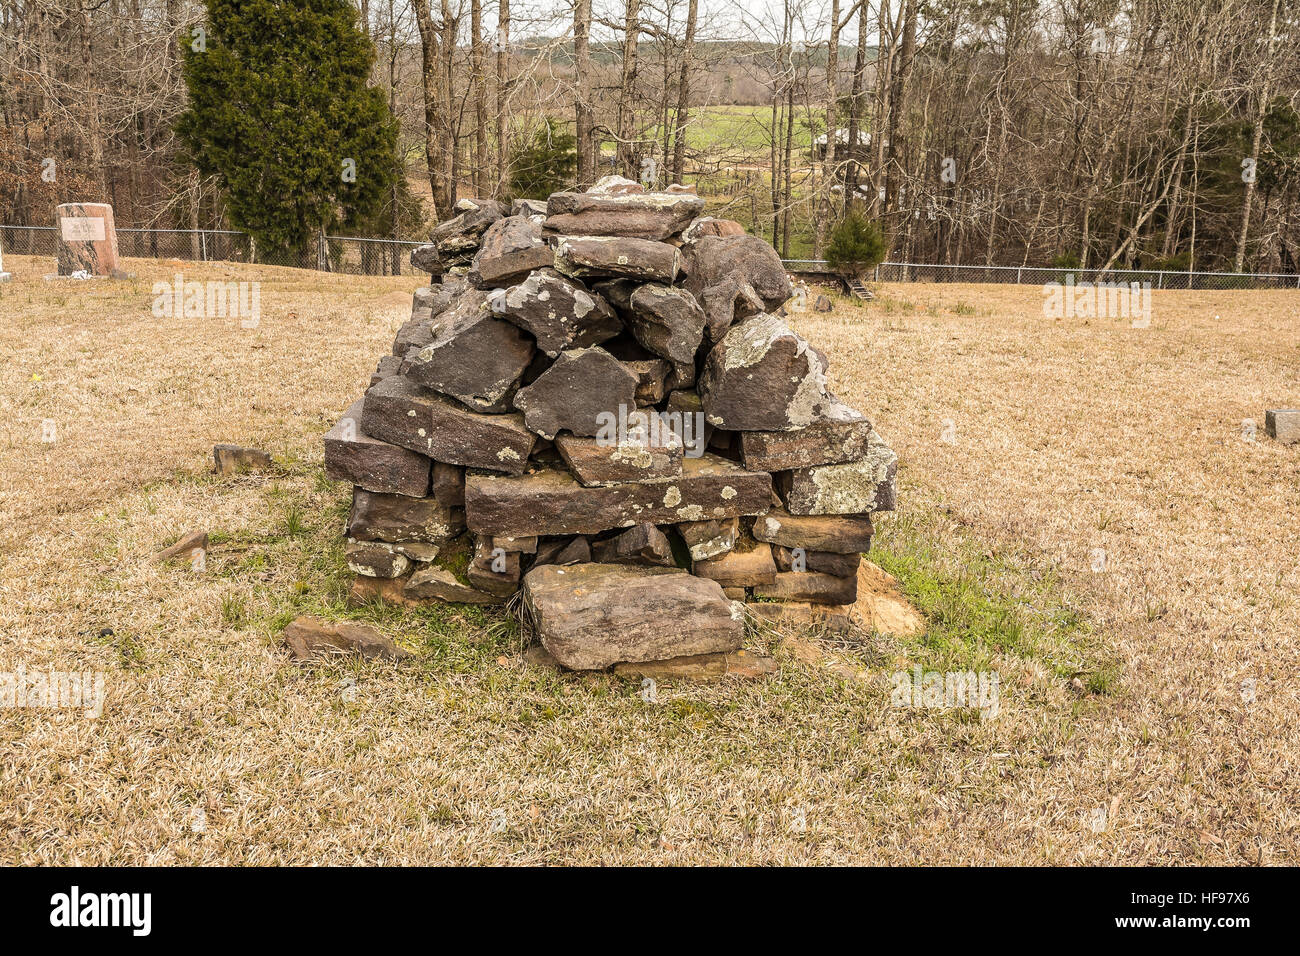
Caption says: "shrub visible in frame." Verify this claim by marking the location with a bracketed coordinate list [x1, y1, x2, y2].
[825, 212, 888, 278]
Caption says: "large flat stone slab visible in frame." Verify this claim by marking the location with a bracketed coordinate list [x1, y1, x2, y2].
[554, 236, 679, 283]
[523, 563, 744, 669]
[776, 431, 898, 515]
[324, 399, 431, 497]
[750, 507, 874, 553]
[464, 453, 772, 537]
[738, 402, 874, 471]
[544, 190, 704, 239]
[554, 427, 683, 486]
[361, 375, 536, 474]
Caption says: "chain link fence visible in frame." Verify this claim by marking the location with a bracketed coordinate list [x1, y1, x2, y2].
[0, 225, 427, 277]
[5, 225, 1298, 289]
[783, 259, 1300, 291]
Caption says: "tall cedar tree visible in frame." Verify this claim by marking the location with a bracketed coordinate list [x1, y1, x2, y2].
[177, 0, 399, 258]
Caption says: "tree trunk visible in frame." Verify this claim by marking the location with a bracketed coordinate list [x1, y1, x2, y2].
[574, 0, 596, 186]
[670, 0, 699, 184]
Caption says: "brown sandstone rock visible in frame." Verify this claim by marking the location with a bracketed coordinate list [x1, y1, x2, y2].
[554, 236, 679, 283]
[772, 546, 861, 577]
[523, 563, 743, 670]
[496, 270, 621, 358]
[751, 507, 874, 553]
[213, 444, 273, 475]
[677, 517, 739, 560]
[544, 190, 704, 239]
[613, 648, 775, 680]
[361, 375, 535, 474]
[590, 523, 675, 566]
[738, 401, 875, 471]
[554, 426, 683, 486]
[753, 571, 858, 605]
[283, 615, 410, 661]
[346, 488, 463, 544]
[471, 215, 554, 287]
[512, 347, 639, 439]
[325, 400, 431, 497]
[776, 431, 898, 515]
[687, 234, 793, 311]
[626, 283, 708, 383]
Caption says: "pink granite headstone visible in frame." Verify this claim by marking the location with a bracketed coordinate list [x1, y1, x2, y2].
[55, 202, 122, 277]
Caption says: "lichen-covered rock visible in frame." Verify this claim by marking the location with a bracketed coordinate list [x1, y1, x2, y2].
[361, 375, 536, 474]
[554, 236, 679, 283]
[464, 453, 772, 537]
[345, 488, 464, 544]
[545, 190, 704, 239]
[496, 270, 621, 358]
[738, 400, 874, 471]
[512, 347, 639, 440]
[401, 289, 535, 413]
[697, 314, 834, 431]
[432, 197, 507, 259]
[776, 431, 898, 515]
[523, 563, 743, 670]
[325, 399, 431, 497]
[554, 426, 683, 486]
[677, 517, 740, 561]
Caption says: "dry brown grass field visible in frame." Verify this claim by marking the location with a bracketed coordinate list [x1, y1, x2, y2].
[1, 253, 1297, 865]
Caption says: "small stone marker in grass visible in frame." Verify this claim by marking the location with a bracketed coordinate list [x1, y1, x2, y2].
[1265, 409, 1299, 445]
[283, 616, 410, 661]
[212, 444, 273, 475]
[55, 202, 125, 278]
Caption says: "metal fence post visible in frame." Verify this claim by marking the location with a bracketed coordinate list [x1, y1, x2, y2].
[200, 230, 207, 262]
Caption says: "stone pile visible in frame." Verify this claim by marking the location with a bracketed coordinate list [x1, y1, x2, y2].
[324, 177, 897, 674]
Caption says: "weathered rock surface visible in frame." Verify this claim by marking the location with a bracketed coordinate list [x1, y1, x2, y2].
[776, 431, 898, 515]
[431, 462, 465, 506]
[511, 198, 548, 219]
[464, 453, 772, 537]
[523, 563, 743, 669]
[534, 536, 592, 566]
[497, 270, 621, 357]
[55, 202, 123, 277]
[345, 539, 413, 578]
[591, 523, 675, 566]
[677, 517, 739, 561]
[738, 402, 874, 471]
[346, 488, 464, 544]
[751, 507, 874, 553]
[213, 444, 272, 475]
[1266, 408, 1300, 444]
[681, 217, 747, 243]
[361, 375, 536, 474]
[283, 615, 410, 661]
[325, 400, 431, 497]
[471, 215, 554, 287]
[753, 570, 858, 604]
[554, 425, 683, 486]
[687, 235, 793, 311]
[467, 536, 523, 596]
[544, 190, 704, 240]
[152, 530, 208, 564]
[623, 358, 672, 405]
[627, 283, 708, 384]
[410, 244, 442, 276]
[693, 539, 777, 587]
[700, 271, 766, 341]
[401, 289, 535, 412]
[405, 565, 507, 604]
[613, 648, 775, 680]
[554, 236, 679, 283]
[513, 347, 639, 440]
[746, 601, 852, 635]
[697, 314, 833, 431]
[773, 546, 862, 577]
[432, 198, 506, 259]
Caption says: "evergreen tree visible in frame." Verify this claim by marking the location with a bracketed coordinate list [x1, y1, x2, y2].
[825, 211, 888, 278]
[177, 0, 399, 259]
[508, 118, 578, 199]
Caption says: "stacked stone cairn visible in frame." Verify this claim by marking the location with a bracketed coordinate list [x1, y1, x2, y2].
[324, 176, 897, 674]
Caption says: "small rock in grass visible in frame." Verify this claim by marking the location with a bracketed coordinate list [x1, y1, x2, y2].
[283, 615, 410, 661]
[213, 444, 272, 475]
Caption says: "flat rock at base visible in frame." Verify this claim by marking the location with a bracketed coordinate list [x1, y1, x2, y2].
[613, 648, 775, 681]
[361, 375, 536, 475]
[283, 615, 410, 661]
[405, 565, 507, 604]
[349, 573, 427, 609]
[498, 270, 621, 358]
[554, 427, 683, 486]
[325, 400, 431, 497]
[345, 540, 413, 578]
[751, 507, 874, 553]
[687, 234, 793, 311]
[544, 190, 704, 239]
[523, 563, 744, 670]
[471, 215, 553, 287]
[677, 517, 739, 560]
[346, 488, 464, 544]
[746, 601, 852, 635]
[213, 444, 272, 475]
[753, 570, 858, 604]
[777, 431, 898, 515]
[848, 561, 926, 636]
[465, 453, 772, 537]
[627, 284, 708, 380]
[591, 523, 675, 566]
[534, 536, 592, 566]
[467, 537, 522, 596]
[554, 236, 679, 283]
[1265, 408, 1300, 444]
[773, 546, 861, 577]
[402, 290, 534, 412]
[698, 314, 833, 431]
[739, 403, 874, 471]
[513, 347, 639, 439]
[693, 540, 777, 587]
